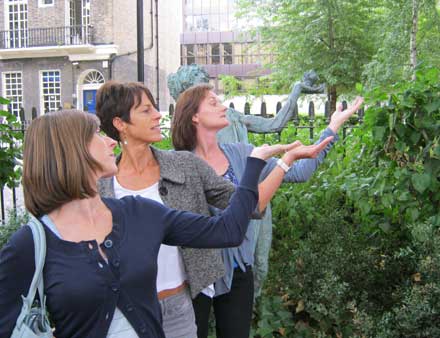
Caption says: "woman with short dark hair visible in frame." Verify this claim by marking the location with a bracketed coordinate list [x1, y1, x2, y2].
[0, 109, 290, 338]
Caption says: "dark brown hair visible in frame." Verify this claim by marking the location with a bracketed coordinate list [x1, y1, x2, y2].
[96, 81, 156, 141]
[23, 110, 103, 217]
[171, 83, 213, 151]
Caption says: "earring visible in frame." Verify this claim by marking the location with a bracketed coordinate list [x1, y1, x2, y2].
[123, 138, 128, 146]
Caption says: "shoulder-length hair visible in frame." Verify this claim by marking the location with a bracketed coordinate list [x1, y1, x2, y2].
[23, 110, 103, 217]
[171, 83, 213, 151]
[96, 80, 156, 141]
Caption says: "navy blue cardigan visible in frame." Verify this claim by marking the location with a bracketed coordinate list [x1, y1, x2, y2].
[0, 157, 265, 338]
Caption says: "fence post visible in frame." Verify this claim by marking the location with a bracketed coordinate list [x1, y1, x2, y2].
[358, 107, 364, 124]
[276, 101, 282, 114]
[244, 102, 250, 115]
[31, 107, 37, 119]
[168, 103, 174, 119]
[19, 107, 25, 122]
[292, 103, 299, 137]
[229, 102, 235, 109]
[260, 101, 267, 117]
[0, 187, 4, 223]
[324, 101, 330, 124]
[342, 100, 348, 139]
[308, 101, 315, 141]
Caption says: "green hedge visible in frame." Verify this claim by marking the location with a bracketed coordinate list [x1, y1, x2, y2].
[252, 67, 440, 337]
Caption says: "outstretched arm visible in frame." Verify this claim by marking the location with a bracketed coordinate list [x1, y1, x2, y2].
[276, 96, 365, 183]
[241, 81, 302, 134]
[257, 136, 334, 210]
[242, 80, 325, 134]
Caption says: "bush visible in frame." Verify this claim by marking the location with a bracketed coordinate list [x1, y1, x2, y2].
[253, 67, 440, 337]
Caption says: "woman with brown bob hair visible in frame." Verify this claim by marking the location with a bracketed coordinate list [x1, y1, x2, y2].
[0, 109, 295, 338]
[172, 83, 363, 338]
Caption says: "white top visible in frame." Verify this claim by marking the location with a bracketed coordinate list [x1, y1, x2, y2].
[113, 177, 187, 292]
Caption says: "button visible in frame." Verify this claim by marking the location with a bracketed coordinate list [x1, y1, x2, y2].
[104, 239, 113, 248]
[159, 186, 168, 196]
[112, 259, 120, 267]
[111, 285, 119, 292]
[140, 327, 147, 333]
[126, 305, 133, 312]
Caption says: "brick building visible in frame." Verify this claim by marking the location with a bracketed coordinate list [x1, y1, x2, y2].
[180, 0, 272, 91]
[0, 0, 182, 119]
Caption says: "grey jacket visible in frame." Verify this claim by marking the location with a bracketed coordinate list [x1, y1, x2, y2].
[97, 147, 235, 298]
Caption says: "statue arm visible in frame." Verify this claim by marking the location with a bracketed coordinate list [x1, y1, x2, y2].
[241, 81, 302, 134]
[241, 78, 325, 134]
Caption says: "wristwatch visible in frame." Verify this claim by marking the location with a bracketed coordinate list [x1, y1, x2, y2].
[276, 158, 290, 173]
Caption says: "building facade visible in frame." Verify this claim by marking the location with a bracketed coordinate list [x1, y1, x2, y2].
[181, 0, 272, 91]
[0, 0, 182, 119]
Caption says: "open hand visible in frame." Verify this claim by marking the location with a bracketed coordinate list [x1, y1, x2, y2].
[282, 136, 334, 165]
[250, 141, 302, 161]
[328, 96, 364, 133]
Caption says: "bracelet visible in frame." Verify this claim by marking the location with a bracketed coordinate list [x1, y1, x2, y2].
[276, 158, 290, 173]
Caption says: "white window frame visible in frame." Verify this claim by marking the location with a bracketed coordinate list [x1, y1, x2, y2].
[38, 0, 55, 8]
[39, 70, 61, 114]
[4, 0, 28, 48]
[1, 71, 24, 119]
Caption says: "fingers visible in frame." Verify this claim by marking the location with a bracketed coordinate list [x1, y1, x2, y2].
[348, 96, 364, 112]
[336, 102, 343, 112]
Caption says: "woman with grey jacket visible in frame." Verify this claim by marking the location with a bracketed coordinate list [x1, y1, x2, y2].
[172, 83, 364, 338]
[95, 81, 325, 338]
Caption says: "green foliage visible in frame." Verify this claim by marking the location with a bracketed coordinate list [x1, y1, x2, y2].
[362, 0, 440, 88]
[236, 0, 378, 96]
[252, 68, 440, 337]
[219, 75, 243, 99]
[0, 209, 29, 249]
[0, 97, 24, 188]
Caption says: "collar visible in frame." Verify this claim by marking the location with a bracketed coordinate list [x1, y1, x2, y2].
[150, 147, 186, 184]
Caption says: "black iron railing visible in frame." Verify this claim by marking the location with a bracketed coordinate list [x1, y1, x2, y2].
[0, 25, 92, 49]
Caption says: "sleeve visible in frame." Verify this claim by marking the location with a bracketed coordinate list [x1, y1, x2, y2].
[192, 153, 235, 210]
[0, 227, 35, 337]
[161, 157, 266, 248]
[262, 127, 339, 183]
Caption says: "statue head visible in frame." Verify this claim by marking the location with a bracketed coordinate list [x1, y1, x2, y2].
[302, 70, 319, 87]
[167, 65, 210, 101]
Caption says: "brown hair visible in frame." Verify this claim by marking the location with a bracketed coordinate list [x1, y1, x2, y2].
[23, 110, 103, 217]
[96, 81, 156, 141]
[171, 83, 213, 151]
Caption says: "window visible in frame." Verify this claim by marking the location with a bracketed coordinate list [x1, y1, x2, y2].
[211, 43, 220, 64]
[5, 0, 28, 48]
[185, 44, 195, 65]
[223, 43, 232, 64]
[39, 0, 54, 7]
[83, 70, 104, 84]
[40, 70, 61, 113]
[2, 71, 23, 118]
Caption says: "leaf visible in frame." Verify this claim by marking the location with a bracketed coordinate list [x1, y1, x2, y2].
[296, 299, 305, 313]
[425, 99, 440, 114]
[0, 97, 10, 104]
[373, 126, 386, 141]
[411, 173, 431, 194]
[355, 82, 363, 93]
[410, 132, 421, 145]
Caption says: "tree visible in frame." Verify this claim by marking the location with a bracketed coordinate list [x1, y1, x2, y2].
[236, 0, 379, 112]
[362, 0, 440, 87]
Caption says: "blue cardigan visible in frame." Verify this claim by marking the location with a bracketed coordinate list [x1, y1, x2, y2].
[214, 127, 338, 296]
[0, 157, 265, 338]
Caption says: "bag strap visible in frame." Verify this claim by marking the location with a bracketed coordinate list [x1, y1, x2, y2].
[14, 215, 48, 328]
